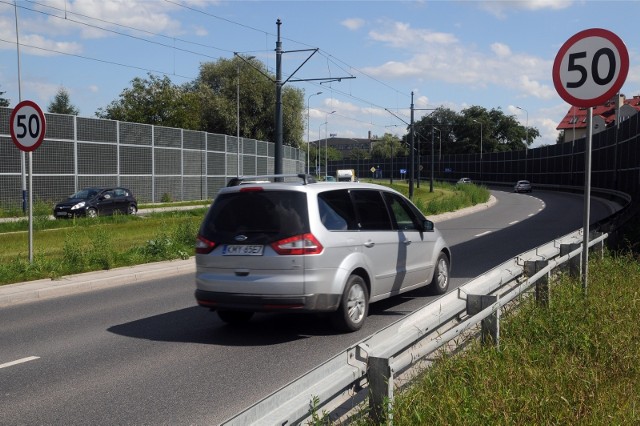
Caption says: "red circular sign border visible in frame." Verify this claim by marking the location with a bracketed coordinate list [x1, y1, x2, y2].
[9, 100, 47, 152]
[552, 28, 629, 108]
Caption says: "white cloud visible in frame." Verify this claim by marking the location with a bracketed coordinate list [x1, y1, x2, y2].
[480, 0, 574, 19]
[369, 21, 457, 49]
[491, 42, 511, 58]
[20, 34, 83, 56]
[341, 18, 364, 31]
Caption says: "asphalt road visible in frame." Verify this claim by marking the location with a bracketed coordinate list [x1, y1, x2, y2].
[0, 189, 615, 425]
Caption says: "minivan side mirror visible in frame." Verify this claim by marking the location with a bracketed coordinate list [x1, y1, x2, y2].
[422, 219, 434, 232]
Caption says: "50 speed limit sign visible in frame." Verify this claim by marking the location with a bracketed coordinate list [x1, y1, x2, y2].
[553, 28, 629, 107]
[9, 100, 46, 152]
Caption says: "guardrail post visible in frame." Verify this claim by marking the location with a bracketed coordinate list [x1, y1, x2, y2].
[525, 260, 550, 308]
[590, 231, 605, 257]
[368, 356, 393, 424]
[560, 243, 581, 278]
[467, 295, 499, 348]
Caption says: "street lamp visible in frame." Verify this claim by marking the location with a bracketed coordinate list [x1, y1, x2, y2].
[516, 106, 528, 146]
[325, 111, 336, 179]
[307, 91, 322, 174]
[318, 122, 327, 177]
[516, 106, 528, 179]
[472, 119, 483, 180]
[236, 54, 255, 177]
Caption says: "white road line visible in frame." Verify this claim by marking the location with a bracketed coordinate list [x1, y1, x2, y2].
[528, 213, 535, 217]
[475, 231, 492, 237]
[509, 220, 519, 225]
[0, 356, 40, 369]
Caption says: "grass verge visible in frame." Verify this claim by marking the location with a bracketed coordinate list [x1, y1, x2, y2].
[341, 251, 640, 425]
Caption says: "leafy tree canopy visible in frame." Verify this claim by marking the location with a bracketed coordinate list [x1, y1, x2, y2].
[97, 57, 306, 148]
[371, 133, 407, 159]
[48, 87, 79, 115]
[410, 106, 540, 156]
[0, 84, 9, 107]
[96, 74, 202, 130]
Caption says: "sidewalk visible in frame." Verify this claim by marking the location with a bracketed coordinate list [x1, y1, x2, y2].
[0, 196, 498, 308]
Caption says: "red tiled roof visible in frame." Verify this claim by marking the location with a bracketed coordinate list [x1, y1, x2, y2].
[557, 95, 640, 130]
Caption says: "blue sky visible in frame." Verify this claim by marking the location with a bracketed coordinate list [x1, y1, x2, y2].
[1, 0, 639, 148]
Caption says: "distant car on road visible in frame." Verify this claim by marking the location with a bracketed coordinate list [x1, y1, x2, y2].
[457, 177, 472, 184]
[514, 180, 532, 193]
[53, 187, 138, 219]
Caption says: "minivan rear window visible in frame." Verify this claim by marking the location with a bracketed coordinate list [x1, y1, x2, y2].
[200, 191, 309, 241]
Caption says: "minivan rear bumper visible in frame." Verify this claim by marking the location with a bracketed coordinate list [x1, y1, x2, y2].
[195, 289, 341, 312]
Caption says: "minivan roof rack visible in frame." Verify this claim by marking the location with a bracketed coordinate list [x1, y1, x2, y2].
[226, 173, 317, 187]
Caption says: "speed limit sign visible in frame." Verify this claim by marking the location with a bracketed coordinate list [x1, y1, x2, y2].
[553, 28, 629, 107]
[9, 100, 47, 152]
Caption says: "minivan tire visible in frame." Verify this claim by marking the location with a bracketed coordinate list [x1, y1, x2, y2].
[428, 252, 450, 295]
[331, 274, 369, 332]
[217, 310, 254, 324]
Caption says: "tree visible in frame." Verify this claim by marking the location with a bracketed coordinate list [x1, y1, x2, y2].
[411, 105, 540, 156]
[48, 87, 79, 115]
[371, 133, 407, 159]
[96, 74, 202, 130]
[0, 84, 10, 107]
[191, 57, 305, 147]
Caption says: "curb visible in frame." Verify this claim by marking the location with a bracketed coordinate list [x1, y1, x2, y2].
[0, 258, 194, 308]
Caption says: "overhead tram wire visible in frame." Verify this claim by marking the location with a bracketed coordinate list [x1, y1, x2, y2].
[164, 0, 411, 118]
[16, 0, 415, 137]
[9, 1, 233, 61]
[24, 0, 232, 55]
[0, 37, 195, 81]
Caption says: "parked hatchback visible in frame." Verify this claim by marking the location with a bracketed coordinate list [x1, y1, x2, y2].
[53, 187, 138, 219]
[194, 174, 451, 332]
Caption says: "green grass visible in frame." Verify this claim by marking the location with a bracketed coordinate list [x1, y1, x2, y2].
[0, 210, 205, 285]
[363, 179, 490, 216]
[340, 251, 640, 425]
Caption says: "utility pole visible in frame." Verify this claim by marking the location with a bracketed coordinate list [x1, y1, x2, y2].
[274, 19, 283, 175]
[409, 92, 415, 199]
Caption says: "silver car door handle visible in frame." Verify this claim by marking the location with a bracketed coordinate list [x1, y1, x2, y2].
[363, 241, 375, 248]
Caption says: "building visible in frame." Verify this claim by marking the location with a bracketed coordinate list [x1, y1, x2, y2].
[556, 94, 640, 143]
[310, 131, 374, 158]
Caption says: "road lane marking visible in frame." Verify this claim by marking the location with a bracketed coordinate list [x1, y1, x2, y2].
[509, 220, 519, 225]
[475, 231, 492, 237]
[0, 356, 40, 369]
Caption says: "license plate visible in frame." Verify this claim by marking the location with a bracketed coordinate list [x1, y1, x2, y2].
[55, 211, 67, 216]
[222, 244, 264, 256]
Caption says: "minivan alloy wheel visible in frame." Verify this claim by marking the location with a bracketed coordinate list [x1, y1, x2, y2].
[332, 274, 369, 332]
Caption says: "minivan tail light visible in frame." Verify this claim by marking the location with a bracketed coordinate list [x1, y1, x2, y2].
[195, 235, 216, 254]
[271, 233, 323, 255]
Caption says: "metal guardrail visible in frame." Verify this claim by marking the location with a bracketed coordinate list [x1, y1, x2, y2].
[221, 228, 608, 425]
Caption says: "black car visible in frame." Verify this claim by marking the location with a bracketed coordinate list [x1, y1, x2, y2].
[53, 187, 138, 219]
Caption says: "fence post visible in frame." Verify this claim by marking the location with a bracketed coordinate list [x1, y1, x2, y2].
[525, 260, 550, 307]
[368, 356, 393, 424]
[560, 243, 581, 278]
[467, 294, 499, 348]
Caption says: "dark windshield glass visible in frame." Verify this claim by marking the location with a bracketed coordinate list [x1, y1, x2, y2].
[200, 190, 309, 243]
[71, 189, 99, 199]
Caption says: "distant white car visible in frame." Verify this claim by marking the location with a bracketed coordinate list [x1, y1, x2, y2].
[457, 177, 472, 184]
[514, 180, 532, 193]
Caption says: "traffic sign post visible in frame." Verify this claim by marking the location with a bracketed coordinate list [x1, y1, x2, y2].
[10, 100, 47, 263]
[553, 28, 629, 293]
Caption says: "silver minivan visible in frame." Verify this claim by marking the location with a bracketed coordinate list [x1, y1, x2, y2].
[194, 174, 451, 332]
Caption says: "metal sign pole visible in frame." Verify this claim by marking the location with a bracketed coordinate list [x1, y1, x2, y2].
[581, 107, 593, 293]
[28, 151, 33, 263]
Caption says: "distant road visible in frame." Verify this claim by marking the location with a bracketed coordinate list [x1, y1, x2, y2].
[0, 189, 613, 424]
